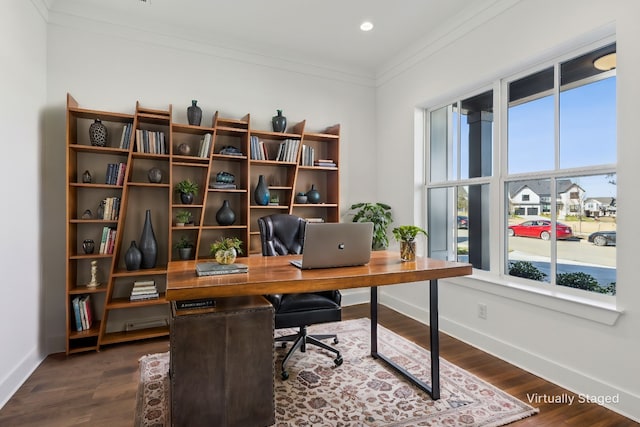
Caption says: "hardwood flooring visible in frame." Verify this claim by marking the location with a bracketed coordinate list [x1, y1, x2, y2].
[0, 304, 636, 426]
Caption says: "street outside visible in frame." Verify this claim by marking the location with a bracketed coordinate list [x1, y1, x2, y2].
[458, 217, 616, 286]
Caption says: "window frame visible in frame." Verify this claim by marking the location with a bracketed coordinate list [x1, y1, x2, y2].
[424, 36, 617, 309]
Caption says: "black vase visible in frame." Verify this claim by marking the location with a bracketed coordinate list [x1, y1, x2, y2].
[124, 240, 142, 271]
[254, 175, 270, 206]
[180, 192, 194, 204]
[82, 239, 95, 254]
[272, 109, 286, 133]
[89, 119, 108, 146]
[306, 185, 321, 204]
[187, 100, 202, 126]
[216, 200, 236, 225]
[139, 210, 158, 269]
[147, 167, 162, 183]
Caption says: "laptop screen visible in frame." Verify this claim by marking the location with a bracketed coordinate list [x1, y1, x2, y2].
[291, 222, 373, 269]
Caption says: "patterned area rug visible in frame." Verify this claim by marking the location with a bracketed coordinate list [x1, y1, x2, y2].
[135, 318, 538, 426]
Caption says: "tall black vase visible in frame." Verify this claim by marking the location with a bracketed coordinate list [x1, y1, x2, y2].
[216, 200, 236, 225]
[254, 175, 270, 206]
[187, 100, 202, 126]
[272, 109, 286, 132]
[89, 118, 108, 146]
[139, 210, 158, 269]
[124, 240, 142, 271]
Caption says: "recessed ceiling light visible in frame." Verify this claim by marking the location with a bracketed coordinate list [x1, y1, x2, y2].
[360, 21, 374, 32]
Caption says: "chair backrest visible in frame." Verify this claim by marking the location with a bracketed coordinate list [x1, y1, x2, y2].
[257, 214, 306, 256]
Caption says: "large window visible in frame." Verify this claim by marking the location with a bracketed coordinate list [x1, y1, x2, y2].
[427, 90, 493, 271]
[426, 42, 617, 296]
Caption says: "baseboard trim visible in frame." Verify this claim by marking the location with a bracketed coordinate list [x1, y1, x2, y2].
[0, 346, 45, 410]
[377, 291, 640, 423]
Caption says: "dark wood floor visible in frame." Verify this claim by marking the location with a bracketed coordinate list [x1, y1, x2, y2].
[0, 304, 636, 426]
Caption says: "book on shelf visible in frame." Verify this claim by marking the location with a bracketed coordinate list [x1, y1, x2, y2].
[175, 298, 216, 310]
[74, 295, 92, 330]
[198, 133, 212, 158]
[209, 182, 237, 190]
[314, 159, 336, 167]
[99, 226, 116, 254]
[72, 296, 83, 332]
[305, 217, 326, 223]
[130, 280, 159, 301]
[250, 135, 269, 160]
[275, 139, 300, 163]
[104, 162, 126, 185]
[195, 262, 248, 277]
[119, 123, 133, 149]
[301, 144, 315, 166]
[135, 129, 166, 154]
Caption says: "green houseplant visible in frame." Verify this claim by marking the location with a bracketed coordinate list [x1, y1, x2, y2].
[175, 210, 192, 226]
[209, 237, 243, 265]
[175, 179, 199, 204]
[348, 202, 393, 250]
[392, 225, 428, 261]
[173, 236, 194, 260]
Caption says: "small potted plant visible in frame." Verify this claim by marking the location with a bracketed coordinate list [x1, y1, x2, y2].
[209, 237, 243, 265]
[348, 202, 393, 250]
[175, 179, 199, 204]
[392, 225, 428, 262]
[175, 210, 192, 226]
[174, 236, 194, 260]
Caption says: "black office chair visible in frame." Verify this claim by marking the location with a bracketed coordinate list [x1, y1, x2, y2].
[257, 214, 343, 380]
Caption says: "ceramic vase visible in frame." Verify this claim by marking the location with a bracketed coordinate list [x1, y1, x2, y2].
[254, 175, 270, 206]
[187, 100, 202, 126]
[89, 119, 108, 146]
[139, 210, 158, 269]
[180, 192, 194, 204]
[82, 239, 95, 254]
[272, 109, 286, 132]
[124, 240, 142, 271]
[306, 185, 320, 204]
[82, 170, 92, 183]
[147, 167, 163, 183]
[216, 200, 236, 225]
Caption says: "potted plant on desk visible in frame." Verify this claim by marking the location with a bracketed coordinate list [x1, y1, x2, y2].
[210, 237, 243, 265]
[392, 225, 427, 262]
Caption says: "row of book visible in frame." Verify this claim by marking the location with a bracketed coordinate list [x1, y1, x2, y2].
[136, 129, 167, 154]
[130, 280, 159, 301]
[250, 135, 268, 160]
[99, 226, 116, 254]
[314, 159, 337, 167]
[100, 197, 120, 221]
[105, 162, 126, 185]
[197, 133, 213, 158]
[275, 139, 300, 162]
[118, 123, 133, 149]
[72, 295, 93, 331]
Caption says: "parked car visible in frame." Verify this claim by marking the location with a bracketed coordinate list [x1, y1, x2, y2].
[457, 215, 468, 229]
[507, 220, 573, 240]
[588, 231, 616, 246]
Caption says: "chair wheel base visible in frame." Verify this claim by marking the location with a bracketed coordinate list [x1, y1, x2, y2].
[334, 356, 343, 366]
[281, 370, 289, 380]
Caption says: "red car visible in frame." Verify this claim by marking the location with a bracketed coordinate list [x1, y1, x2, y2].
[507, 220, 573, 240]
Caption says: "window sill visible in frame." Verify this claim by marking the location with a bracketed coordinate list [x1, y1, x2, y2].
[446, 272, 622, 326]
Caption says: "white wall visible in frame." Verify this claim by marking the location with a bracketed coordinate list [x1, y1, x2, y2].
[376, 0, 640, 421]
[42, 18, 377, 353]
[0, 0, 47, 409]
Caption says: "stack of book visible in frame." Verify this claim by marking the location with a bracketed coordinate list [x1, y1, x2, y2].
[314, 159, 337, 168]
[135, 129, 166, 154]
[300, 144, 315, 166]
[71, 295, 93, 331]
[196, 262, 248, 277]
[119, 123, 133, 149]
[105, 162, 126, 185]
[99, 226, 116, 254]
[275, 139, 300, 162]
[130, 280, 159, 301]
[250, 135, 268, 160]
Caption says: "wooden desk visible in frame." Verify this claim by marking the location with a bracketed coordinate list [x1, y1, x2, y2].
[166, 251, 471, 421]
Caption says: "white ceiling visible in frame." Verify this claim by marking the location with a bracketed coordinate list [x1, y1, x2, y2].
[44, 0, 506, 78]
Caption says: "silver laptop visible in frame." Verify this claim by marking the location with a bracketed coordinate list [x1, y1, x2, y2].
[290, 222, 373, 269]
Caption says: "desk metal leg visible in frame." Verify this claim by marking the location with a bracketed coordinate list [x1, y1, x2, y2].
[369, 280, 440, 400]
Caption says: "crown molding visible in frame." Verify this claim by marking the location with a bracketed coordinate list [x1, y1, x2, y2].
[47, 10, 377, 88]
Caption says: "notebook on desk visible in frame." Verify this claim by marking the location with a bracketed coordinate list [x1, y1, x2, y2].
[290, 222, 373, 269]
